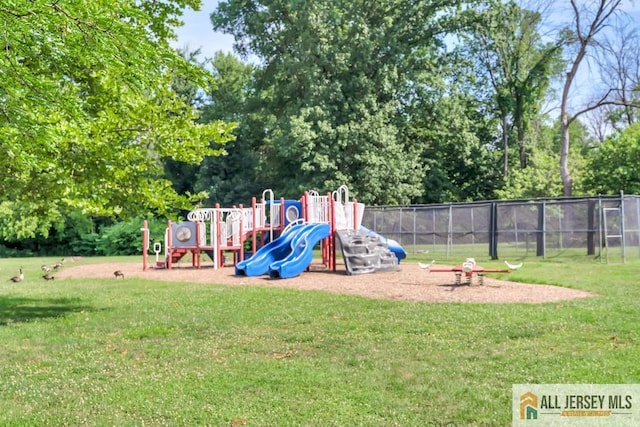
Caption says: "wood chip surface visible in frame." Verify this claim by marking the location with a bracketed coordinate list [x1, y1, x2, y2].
[56, 261, 594, 304]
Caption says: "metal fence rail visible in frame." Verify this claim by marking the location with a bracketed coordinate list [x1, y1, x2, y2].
[363, 194, 640, 262]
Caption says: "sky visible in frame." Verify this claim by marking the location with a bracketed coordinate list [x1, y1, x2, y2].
[173, 1, 640, 111]
[173, 1, 640, 63]
[172, 4, 234, 60]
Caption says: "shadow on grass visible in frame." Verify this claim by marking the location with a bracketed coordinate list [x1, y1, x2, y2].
[0, 297, 93, 325]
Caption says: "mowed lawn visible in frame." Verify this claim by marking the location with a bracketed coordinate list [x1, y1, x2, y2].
[1, 256, 639, 426]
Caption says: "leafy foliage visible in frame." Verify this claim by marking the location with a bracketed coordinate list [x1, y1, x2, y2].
[412, 92, 503, 203]
[496, 118, 594, 198]
[195, 52, 262, 205]
[462, 1, 563, 173]
[0, 211, 168, 257]
[585, 123, 640, 195]
[211, 0, 462, 204]
[96, 218, 145, 256]
[0, 0, 234, 237]
[2, 0, 639, 257]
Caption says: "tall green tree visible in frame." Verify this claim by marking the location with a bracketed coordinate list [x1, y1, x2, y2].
[0, 0, 234, 239]
[404, 44, 504, 203]
[162, 48, 213, 198]
[196, 52, 260, 205]
[211, 0, 461, 204]
[465, 0, 562, 175]
[416, 93, 504, 203]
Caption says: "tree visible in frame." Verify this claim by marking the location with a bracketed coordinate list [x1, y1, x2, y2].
[406, 59, 504, 203]
[210, 0, 462, 204]
[162, 48, 215, 198]
[467, 1, 562, 175]
[196, 52, 261, 205]
[421, 97, 504, 203]
[557, 0, 639, 196]
[0, 1, 234, 239]
[584, 122, 640, 194]
[597, 26, 640, 131]
[496, 117, 594, 198]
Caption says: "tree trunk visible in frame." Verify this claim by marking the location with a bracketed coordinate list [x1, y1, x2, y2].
[502, 114, 509, 176]
[517, 122, 527, 169]
[559, 0, 623, 197]
[560, 111, 572, 196]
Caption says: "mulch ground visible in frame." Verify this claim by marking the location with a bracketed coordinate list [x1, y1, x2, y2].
[56, 260, 595, 304]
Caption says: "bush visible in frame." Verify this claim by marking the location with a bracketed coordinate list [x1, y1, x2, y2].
[70, 233, 101, 256]
[96, 217, 168, 256]
[0, 212, 170, 257]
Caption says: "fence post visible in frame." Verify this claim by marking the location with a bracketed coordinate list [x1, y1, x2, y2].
[636, 196, 640, 258]
[447, 204, 453, 259]
[621, 191, 626, 264]
[537, 202, 545, 257]
[489, 202, 498, 259]
[587, 199, 596, 256]
[598, 196, 604, 263]
[413, 207, 417, 254]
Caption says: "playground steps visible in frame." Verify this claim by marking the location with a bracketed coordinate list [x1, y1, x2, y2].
[170, 248, 188, 264]
[167, 247, 219, 268]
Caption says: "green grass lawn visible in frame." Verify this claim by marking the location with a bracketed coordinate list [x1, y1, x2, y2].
[1, 256, 639, 426]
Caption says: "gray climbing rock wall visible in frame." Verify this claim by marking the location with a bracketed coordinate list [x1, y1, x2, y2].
[335, 229, 399, 275]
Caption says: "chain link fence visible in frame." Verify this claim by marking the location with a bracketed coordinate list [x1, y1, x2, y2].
[363, 194, 640, 262]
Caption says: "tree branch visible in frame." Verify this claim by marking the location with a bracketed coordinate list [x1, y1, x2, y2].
[569, 96, 640, 125]
[48, 2, 95, 30]
[0, 7, 34, 18]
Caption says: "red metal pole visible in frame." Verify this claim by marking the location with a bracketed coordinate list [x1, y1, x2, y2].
[323, 192, 330, 269]
[331, 196, 336, 271]
[301, 192, 308, 223]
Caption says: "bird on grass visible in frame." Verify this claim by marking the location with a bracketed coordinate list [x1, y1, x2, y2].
[42, 274, 55, 281]
[10, 267, 24, 283]
[113, 270, 125, 279]
[41, 264, 51, 272]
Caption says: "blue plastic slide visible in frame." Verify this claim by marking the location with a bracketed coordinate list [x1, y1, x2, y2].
[269, 223, 331, 279]
[359, 226, 406, 262]
[235, 224, 307, 277]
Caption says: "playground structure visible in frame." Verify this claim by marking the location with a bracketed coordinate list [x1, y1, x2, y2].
[142, 186, 406, 279]
[419, 258, 523, 286]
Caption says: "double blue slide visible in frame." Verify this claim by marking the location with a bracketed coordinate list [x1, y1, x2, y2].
[235, 223, 330, 279]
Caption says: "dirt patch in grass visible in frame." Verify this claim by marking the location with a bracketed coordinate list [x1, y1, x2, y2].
[55, 260, 595, 304]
